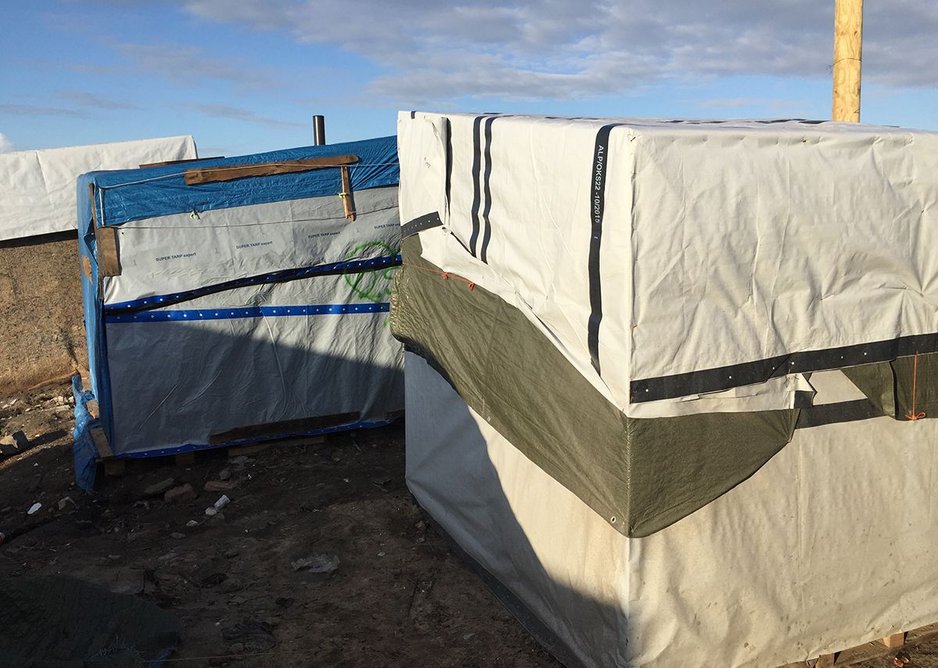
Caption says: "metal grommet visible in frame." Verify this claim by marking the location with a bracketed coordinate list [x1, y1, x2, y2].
[610, 516, 617, 524]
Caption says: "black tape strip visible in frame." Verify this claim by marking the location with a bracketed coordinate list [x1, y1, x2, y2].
[444, 118, 453, 217]
[401, 212, 443, 238]
[479, 116, 496, 263]
[631, 331, 938, 403]
[587, 124, 620, 374]
[468, 116, 485, 256]
[795, 399, 882, 429]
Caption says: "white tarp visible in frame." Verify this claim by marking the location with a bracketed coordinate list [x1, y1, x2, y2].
[406, 353, 938, 667]
[398, 113, 938, 418]
[99, 186, 403, 456]
[0, 136, 196, 241]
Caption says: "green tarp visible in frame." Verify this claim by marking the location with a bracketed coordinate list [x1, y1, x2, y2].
[391, 237, 800, 537]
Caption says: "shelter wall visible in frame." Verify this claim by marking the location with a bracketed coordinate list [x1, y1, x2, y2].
[0, 232, 85, 395]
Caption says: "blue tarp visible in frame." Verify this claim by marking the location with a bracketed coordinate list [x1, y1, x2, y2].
[77, 135, 398, 231]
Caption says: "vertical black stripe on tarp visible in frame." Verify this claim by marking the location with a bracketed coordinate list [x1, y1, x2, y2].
[479, 116, 497, 263]
[444, 118, 453, 217]
[588, 124, 618, 375]
[468, 116, 485, 256]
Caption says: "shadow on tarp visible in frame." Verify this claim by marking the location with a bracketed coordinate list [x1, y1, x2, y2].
[0, 574, 180, 667]
[406, 355, 624, 668]
[72, 313, 404, 491]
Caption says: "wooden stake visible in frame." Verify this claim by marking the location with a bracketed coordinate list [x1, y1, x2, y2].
[832, 0, 863, 122]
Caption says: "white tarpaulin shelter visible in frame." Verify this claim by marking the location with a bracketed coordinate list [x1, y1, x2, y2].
[0, 136, 196, 241]
[392, 112, 938, 666]
[72, 136, 403, 489]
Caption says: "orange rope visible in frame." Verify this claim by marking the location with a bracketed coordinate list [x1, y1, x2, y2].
[906, 353, 926, 420]
[403, 261, 478, 292]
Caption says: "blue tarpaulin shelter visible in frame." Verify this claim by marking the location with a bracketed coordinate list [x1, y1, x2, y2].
[73, 137, 403, 489]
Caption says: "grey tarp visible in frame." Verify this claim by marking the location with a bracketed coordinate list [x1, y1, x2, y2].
[391, 237, 799, 537]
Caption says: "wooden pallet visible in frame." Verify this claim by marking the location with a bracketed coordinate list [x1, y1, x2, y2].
[782, 622, 938, 667]
[94, 432, 328, 475]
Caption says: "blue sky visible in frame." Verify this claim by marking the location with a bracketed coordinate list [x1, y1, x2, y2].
[2, 0, 937, 157]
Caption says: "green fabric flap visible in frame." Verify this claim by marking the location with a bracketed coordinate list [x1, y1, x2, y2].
[843, 352, 938, 420]
[392, 237, 798, 537]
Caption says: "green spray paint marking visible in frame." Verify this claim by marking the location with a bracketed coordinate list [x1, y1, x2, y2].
[343, 240, 400, 304]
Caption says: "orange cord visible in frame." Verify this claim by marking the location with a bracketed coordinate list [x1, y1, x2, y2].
[403, 261, 479, 292]
[906, 353, 926, 420]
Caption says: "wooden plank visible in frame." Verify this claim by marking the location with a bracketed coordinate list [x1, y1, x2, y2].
[228, 443, 272, 457]
[184, 155, 359, 185]
[339, 165, 356, 221]
[880, 632, 905, 648]
[780, 622, 938, 668]
[815, 653, 836, 668]
[90, 426, 113, 459]
[832, 0, 863, 122]
[209, 412, 358, 445]
[96, 226, 122, 277]
[175, 452, 196, 466]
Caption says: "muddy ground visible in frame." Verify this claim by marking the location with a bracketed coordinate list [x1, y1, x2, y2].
[1, 382, 936, 668]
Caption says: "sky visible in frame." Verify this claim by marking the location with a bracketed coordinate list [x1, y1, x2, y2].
[1, 0, 938, 157]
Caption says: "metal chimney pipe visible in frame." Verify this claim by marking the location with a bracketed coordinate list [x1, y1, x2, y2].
[313, 115, 326, 145]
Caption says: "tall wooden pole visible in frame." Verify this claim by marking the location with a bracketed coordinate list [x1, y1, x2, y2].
[832, 0, 863, 122]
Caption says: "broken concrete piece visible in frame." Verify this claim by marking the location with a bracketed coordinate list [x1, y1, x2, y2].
[144, 477, 176, 497]
[163, 483, 196, 503]
[290, 554, 339, 574]
[204, 480, 237, 493]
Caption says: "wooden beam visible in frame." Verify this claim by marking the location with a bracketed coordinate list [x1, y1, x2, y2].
[832, 0, 863, 122]
[815, 653, 836, 668]
[89, 184, 122, 277]
[95, 227, 122, 277]
[880, 631, 906, 648]
[184, 155, 359, 185]
[340, 165, 356, 221]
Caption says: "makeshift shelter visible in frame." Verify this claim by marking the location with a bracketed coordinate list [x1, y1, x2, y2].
[393, 112, 938, 666]
[74, 136, 403, 489]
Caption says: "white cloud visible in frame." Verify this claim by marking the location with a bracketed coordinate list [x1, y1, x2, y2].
[188, 103, 305, 127]
[180, 0, 938, 103]
[115, 43, 279, 91]
[60, 90, 140, 111]
[0, 133, 13, 153]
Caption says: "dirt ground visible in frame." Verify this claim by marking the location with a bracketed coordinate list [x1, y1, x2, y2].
[2, 382, 937, 668]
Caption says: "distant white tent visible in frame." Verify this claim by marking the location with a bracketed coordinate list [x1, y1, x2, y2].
[0, 136, 196, 241]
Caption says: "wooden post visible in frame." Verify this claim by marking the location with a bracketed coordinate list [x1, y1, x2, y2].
[832, 0, 863, 122]
[880, 631, 906, 648]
